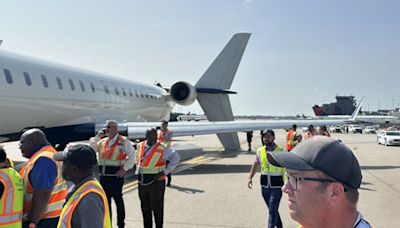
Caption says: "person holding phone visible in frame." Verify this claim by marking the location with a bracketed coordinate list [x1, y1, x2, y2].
[90, 120, 135, 228]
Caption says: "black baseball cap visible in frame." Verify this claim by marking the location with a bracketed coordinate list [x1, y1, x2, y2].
[267, 135, 362, 189]
[262, 129, 275, 137]
[53, 144, 97, 169]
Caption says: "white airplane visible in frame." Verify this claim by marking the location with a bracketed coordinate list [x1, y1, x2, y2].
[176, 114, 207, 122]
[316, 114, 400, 125]
[0, 33, 356, 151]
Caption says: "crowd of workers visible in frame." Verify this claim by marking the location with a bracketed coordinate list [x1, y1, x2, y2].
[0, 121, 372, 228]
[248, 124, 371, 228]
[0, 120, 178, 228]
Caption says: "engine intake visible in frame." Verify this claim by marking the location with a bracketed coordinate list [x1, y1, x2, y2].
[170, 81, 197, 106]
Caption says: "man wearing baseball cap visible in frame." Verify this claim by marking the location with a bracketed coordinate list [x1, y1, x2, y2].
[248, 129, 285, 228]
[267, 135, 371, 228]
[53, 144, 111, 228]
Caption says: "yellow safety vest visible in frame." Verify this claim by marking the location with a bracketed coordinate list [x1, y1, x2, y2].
[0, 168, 23, 228]
[98, 135, 127, 167]
[57, 179, 111, 228]
[257, 145, 286, 176]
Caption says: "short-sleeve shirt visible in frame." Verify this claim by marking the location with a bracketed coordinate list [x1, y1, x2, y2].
[29, 157, 57, 190]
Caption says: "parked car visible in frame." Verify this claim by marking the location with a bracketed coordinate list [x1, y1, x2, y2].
[377, 130, 400, 146]
[348, 125, 363, 133]
[330, 125, 342, 133]
[364, 126, 377, 134]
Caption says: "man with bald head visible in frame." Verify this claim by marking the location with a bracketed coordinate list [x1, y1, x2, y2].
[136, 128, 180, 228]
[19, 129, 67, 228]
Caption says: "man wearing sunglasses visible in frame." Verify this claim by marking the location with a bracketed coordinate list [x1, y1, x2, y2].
[267, 135, 371, 228]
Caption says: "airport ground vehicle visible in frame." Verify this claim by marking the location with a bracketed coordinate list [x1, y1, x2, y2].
[348, 125, 363, 133]
[364, 126, 377, 134]
[377, 130, 400, 146]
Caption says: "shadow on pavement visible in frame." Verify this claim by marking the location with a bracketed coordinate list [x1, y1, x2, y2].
[175, 164, 252, 175]
[361, 165, 400, 170]
[167, 185, 204, 194]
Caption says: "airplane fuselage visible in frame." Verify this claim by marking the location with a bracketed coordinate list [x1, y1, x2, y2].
[0, 50, 173, 138]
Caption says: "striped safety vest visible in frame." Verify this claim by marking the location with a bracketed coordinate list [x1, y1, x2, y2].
[257, 145, 286, 176]
[157, 130, 172, 148]
[136, 141, 166, 174]
[286, 130, 297, 151]
[0, 168, 23, 228]
[57, 179, 111, 228]
[98, 135, 127, 167]
[19, 145, 67, 219]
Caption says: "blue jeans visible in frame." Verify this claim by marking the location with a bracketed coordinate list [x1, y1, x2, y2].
[261, 187, 283, 228]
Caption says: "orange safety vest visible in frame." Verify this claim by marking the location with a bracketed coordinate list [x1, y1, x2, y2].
[0, 168, 23, 228]
[286, 130, 297, 151]
[157, 130, 172, 148]
[136, 141, 166, 174]
[19, 145, 67, 219]
[57, 179, 111, 228]
[98, 135, 127, 167]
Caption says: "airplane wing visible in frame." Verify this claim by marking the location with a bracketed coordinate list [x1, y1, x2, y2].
[96, 117, 353, 140]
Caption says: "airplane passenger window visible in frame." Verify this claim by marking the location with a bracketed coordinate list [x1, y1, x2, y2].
[41, 74, 49, 88]
[146, 94, 149, 99]
[104, 85, 109, 94]
[90, 82, 95, 93]
[69, 79, 75, 91]
[135, 91, 139, 98]
[56, 77, 63, 89]
[115, 87, 119, 96]
[128, 88, 133, 97]
[23, 72, 32, 86]
[122, 88, 126, 96]
[79, 80, 85, 92]
[3, 69, 13, 84]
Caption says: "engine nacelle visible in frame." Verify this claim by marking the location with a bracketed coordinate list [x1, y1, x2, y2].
[170, 81, 197, 106]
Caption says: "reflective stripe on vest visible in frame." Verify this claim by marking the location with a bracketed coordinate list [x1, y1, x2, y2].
[0, 168, 23, 228]
[137, 142, 166, 174]
[257, 145, 285, 175]
[98, 135, 127, 167]
[57, 179, 111, 228]
[19, 145, 67, 219]
[157, 130, 172, 148]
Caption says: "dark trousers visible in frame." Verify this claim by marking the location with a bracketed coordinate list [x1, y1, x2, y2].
[261, 187, 283, 228]
[100, 175, 125, 228]
[22, 217, 59, 228]
[138, 179, 166, 228]
[166, 173, 171, 186]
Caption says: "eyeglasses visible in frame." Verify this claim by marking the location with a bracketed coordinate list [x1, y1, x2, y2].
[285, 172, 336, 191]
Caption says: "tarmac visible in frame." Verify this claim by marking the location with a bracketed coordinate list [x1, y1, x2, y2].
[4, 130, 400, 227]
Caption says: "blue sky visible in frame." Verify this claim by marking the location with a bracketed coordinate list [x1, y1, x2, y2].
[1, 0, 399, 116]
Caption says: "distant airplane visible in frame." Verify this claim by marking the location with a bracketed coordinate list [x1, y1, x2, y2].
[0, 33, 355, 151]
[176, 114, 207, 122]
[317, 115, 400, 125]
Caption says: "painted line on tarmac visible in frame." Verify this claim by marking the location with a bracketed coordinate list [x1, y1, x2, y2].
[122, 137, 250, 193]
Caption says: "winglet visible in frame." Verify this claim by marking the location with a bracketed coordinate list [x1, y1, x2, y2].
[349, 97, 364, 121]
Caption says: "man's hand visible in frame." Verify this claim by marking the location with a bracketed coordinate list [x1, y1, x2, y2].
[96, 128, 106, 138]
[115, 169, 126, 178]
[247, 178, 253, 189]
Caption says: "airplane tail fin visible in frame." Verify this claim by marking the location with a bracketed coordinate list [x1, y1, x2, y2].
[195, 33, 251, 151]
[349, 97, 364, 122]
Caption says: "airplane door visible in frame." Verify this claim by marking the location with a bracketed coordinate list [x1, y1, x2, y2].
[101, 81, 111, 109]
